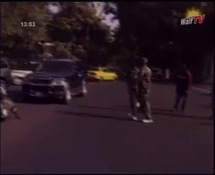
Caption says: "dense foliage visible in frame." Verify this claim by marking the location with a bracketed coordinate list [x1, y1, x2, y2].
[105, 2, 214, 81]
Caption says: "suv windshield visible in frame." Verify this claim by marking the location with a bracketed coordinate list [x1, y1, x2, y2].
[37, 61, 75, 73]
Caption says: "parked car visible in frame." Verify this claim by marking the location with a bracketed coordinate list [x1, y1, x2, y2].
[87, 67, 118, 81]
[106, 65, 126, 80]
[0, 58, 13, 92]
[22, 58, 87, 104]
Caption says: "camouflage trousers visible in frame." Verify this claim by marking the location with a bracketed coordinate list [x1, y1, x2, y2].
[1, 97, 21, 119]
[128, 88, 152, 120]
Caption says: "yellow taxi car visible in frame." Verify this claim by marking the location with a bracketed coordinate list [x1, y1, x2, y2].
[87, 67, 118, 81]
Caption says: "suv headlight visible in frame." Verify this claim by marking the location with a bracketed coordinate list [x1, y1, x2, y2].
[51, 78, 67, 86]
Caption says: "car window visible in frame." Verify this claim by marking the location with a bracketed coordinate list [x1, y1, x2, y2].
[107, 68, 116, 72]
[104, 68, 115, 72]
[0, 59, 8, 68]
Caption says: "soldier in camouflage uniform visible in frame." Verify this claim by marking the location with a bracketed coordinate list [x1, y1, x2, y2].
[136, 57, 153, 123]
[126, 56, 153, 123]
[1, 85, 21, 120]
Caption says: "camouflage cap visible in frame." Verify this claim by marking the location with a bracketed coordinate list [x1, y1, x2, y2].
[139, 56, 148, 64]
[136, 56, 148, 66]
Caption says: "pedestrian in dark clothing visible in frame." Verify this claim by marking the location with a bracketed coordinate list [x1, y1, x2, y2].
[172, 64, 192, 114]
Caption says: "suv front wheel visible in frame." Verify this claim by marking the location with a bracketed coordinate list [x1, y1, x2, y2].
[60, 83, 72, 104]
[0, 80, 8, 93]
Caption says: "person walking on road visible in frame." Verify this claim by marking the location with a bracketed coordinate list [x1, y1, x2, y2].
[136, 57, 153, 123]
[126, 56, 153, 123]
[172, 64, 192, 114]
[126, 57, 140, 121]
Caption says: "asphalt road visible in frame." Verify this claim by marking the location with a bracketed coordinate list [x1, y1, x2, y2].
[1, 82, 214, 174]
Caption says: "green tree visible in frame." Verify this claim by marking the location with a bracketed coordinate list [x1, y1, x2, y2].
[1, 2, 50, 59]
[1, 2, 113, 66]
[106, 2, 214, 82]
[47, 2, 112, 65]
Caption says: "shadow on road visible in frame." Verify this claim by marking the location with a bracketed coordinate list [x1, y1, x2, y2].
[152, 108, 210, 120]
[56, 110, 134, 122]
[78, 105, 211, 121]
[8, 89, 53, 105]
[8, 88, 50, 104]
[196, 104, 212, 109]
[79, 105, 131, 111]
[0, 116, 21, 123]
[196, 121, 214, 126]
[78, 105, 113, 110]
[0, 118, 6, 122]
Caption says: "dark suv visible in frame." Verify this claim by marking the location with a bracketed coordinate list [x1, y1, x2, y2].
[22, 58, 87, 104]
[0, 58, 13, 91]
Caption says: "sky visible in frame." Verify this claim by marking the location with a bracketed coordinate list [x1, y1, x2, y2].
[47, 3, 60, 14]
[47, 2, 119, 31]
[92, 2, 119, 31]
